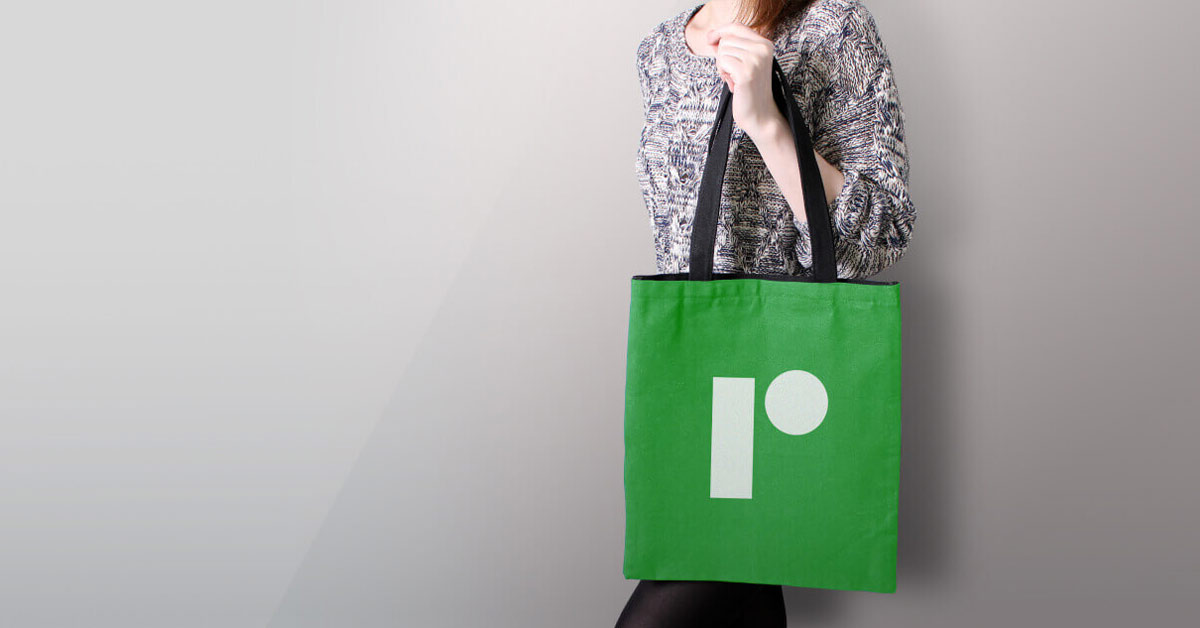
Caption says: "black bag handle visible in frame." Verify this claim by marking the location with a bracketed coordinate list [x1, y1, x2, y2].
[688, 57, 838, 282]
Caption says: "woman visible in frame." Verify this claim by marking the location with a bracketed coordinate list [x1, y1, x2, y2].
[616, 0, 914, 625]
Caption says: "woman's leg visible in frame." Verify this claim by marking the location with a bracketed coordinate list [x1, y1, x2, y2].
[614, 579, 786, 628]
[739, 583, 787, 627]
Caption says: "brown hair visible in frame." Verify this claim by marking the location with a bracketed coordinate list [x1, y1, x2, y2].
[732, 0, 819, 39]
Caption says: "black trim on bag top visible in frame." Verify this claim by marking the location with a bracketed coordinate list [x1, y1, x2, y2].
[632, 272, 897, 286]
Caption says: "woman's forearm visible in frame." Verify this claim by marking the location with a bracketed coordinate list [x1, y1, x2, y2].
[747, 111, 845, 226]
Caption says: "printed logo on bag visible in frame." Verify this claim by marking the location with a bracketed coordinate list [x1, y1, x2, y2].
[710, 369, 828, 499]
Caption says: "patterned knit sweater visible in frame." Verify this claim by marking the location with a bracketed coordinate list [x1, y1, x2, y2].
[634, 0, 915, 279]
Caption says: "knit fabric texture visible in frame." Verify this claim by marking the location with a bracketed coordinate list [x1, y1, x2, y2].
[635, 0, 915, 279]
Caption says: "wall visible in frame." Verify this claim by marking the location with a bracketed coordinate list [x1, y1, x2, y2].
[0, 1, 1195, 626]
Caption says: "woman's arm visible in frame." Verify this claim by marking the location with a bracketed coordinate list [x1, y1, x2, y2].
[703, 21, 847, 220]
[749, 115, 847, 218]
[749, 2, 916, 279]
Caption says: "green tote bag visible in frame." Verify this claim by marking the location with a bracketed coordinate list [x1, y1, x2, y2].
[622, 57, 902, 594]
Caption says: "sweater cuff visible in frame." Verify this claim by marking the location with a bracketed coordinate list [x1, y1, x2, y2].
[794, 166, 864, 270]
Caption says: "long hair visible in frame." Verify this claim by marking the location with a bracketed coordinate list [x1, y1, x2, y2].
[732, 0, 819, 39]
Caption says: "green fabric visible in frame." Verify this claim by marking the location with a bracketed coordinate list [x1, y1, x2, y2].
[622, 277, 902, 593]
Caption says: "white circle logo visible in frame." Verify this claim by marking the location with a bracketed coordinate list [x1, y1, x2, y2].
[764, 369, 828, 435]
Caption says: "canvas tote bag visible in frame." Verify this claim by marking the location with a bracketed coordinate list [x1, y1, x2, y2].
[622, 57, 901, 594]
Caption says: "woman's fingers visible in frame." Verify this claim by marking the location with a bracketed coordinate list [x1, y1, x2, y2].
[707, 32, 770, 56]
[706, 30, 751, 50]
[716, 56, 746, 90]
[700, 20, 783, 136]
[706, 26, 775, 72]
[704, 21, 776, 96]
[707, 22, 767, 43]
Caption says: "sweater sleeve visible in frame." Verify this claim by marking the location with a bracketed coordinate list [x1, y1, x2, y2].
[788, 1, 916, 280]
[636, 33, 655, 121]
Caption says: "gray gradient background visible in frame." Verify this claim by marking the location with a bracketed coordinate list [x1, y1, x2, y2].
[1, 1, 1196, 626]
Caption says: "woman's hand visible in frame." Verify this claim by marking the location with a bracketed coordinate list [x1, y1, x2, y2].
[706, 23, 784, 141]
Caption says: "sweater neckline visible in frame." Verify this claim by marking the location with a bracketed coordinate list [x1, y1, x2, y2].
[669, 4, 720, 79]
[678, 6, 718, 58]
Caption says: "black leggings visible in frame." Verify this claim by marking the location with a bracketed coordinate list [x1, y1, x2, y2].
[614, 580, 786, 628]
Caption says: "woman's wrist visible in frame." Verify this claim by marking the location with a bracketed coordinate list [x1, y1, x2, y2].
[748, 110, 847, 208]
[742, 108, 788, 145]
